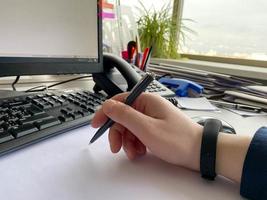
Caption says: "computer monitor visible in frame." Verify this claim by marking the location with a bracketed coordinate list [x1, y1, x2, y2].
[0, 0, 102, 76]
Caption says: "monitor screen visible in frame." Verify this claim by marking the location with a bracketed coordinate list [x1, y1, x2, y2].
[0, 0, 102, 76]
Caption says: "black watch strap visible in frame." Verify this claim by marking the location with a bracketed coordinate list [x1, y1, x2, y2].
[200, 119, 222, 180]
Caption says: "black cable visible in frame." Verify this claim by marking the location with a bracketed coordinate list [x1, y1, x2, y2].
[25, 75, 92, 93]
[47, 75, 91, 89]
[12, 76, 20, 91]
[155, 73, 172, 80]
[25, 85, 48, 92]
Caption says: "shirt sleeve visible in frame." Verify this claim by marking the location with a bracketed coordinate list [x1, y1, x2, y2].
[240, 126, 267, 200]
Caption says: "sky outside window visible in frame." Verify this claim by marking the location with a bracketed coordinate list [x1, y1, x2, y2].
[182, 0, 267, 61]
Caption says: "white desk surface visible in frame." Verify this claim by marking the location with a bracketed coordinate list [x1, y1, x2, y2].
[0, 126, 244, 200]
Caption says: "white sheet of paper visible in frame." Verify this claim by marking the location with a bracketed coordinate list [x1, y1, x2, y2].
[177, 97, 219, 111]
[0, 126, 241, 200]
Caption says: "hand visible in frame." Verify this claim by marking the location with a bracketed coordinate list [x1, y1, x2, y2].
[91, 93, 203, 171]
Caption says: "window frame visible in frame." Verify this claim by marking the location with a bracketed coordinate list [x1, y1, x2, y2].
[180, 54, 267, 68]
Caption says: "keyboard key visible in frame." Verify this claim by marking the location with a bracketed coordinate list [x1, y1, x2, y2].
[27, 105, 45, 116]
[60, 109, 69, 115]
[58, 99, 68, 106]
[26, 96, 35, 101]
[58, 115, 73, 122]
[34, 118, 61, 130]
[11, 124, 38, 138]
[8, 101, 24, 107]
[0, 114, 8, 121]
[73, 111, 83, 119]
[0, 130, 14, 143]
[74, 101, 82, 106]
[61, 94, 69, 99]
[39, 103, 52, 109]
[68, 113, 75, 119]
[21, 112, 31, 119]
[0, 107, 8, 112]
[1, 122, 9, 130]
[79, 110, 91, 116]
[20, 113, 52, 125]
[51, 101, 61, 107]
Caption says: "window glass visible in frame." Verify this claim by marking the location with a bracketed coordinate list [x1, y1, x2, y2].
[181, 0, 267, 61]
[121, 0, 170, 14]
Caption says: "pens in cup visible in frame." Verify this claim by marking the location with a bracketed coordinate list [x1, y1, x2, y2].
[89, 72, 155, 145]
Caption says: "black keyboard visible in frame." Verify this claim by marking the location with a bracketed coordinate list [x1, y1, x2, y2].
[0, 90, 106, 156]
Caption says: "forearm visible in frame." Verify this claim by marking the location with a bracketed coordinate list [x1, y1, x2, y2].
[216, 133, 252, 183]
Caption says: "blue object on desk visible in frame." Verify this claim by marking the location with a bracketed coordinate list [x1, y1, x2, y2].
[159, 77, 203, 97]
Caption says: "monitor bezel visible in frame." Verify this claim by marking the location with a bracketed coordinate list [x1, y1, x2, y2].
[0, 0, 103, 77]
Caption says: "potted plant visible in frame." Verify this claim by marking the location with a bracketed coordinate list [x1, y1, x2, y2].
[137, 1, 194, 59]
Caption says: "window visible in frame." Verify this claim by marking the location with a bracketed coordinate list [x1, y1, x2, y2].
[181, 0, 267, 61]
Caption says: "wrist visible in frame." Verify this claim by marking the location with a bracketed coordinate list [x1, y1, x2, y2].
[216, 133, 252, 183]
[184, 123, 203, 171]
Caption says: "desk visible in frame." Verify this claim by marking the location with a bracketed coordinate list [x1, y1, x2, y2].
[0, 76, 266, 200]
[0, 126, 243, 200]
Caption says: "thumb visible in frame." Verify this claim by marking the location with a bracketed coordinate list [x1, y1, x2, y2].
[102, 99, 153, 138]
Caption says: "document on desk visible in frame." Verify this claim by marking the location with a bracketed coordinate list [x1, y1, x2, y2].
[247, 85, 267, 94]
[176, 97, 219, 111]
[225, 108, 267, 117]
[225, 91, 267, 104]
[0, 126, 241, 200]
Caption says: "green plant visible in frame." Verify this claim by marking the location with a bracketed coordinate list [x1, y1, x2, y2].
[137, 1, 195, 59]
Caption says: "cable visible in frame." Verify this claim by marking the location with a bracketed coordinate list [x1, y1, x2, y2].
[46, 75, 91, 89]
[25, 75, 92, 93]
[155, 73, 172, 80]
[12, 76, 20, 91]
[25, 85, 48, 92]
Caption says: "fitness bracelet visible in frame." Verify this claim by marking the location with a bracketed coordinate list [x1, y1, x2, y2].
[200, 119, 222, 180]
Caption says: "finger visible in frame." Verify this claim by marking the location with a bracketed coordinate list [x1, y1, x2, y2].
[123, 131, 147, 159]
[91, 106, 108, 128]
[92, 92, 171, 128]
[125, 130, 136, 141]
[108, 123, 124, 153]
[102, 99, 155, 141]
[135, 138, 147, 155]
[91, 93, 130, 128]
[122, 131, 137, 160]
[111, 92, 174, 118]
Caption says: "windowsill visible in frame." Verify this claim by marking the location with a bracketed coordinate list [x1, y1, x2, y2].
[151, 58, 267, 82]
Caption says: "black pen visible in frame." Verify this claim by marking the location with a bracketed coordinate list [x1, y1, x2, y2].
[89, 72, 155, 144]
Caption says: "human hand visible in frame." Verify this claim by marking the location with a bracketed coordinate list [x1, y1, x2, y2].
[91, 93, 203, 171]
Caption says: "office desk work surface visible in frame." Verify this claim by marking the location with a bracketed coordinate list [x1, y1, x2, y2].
[0, 126, 243, 200]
